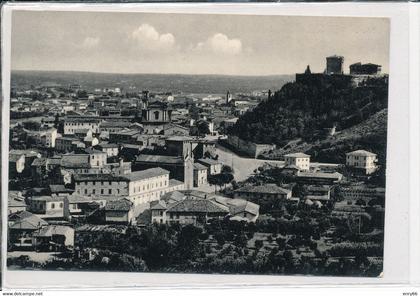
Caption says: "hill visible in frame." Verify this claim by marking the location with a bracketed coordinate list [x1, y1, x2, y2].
[11, 70, 293, 94]
[228, 76, 388, 162]
[260, 109, 388, 164]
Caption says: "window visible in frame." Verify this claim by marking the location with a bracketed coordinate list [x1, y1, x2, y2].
[93, 189, 96, 194]
[84, 189, 88, 195]
[59, 203, 63, 208]
[101, 189, 104, 194]
[154, 111, 159, 120]
[93, 181, 96, 185]
[109, 189, 112, 194]
[51, 203, 55, 209]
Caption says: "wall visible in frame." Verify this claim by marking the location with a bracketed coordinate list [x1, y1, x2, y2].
[226, 135, 275, 158]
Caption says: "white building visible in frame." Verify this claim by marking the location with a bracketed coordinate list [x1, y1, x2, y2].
[64, 118, 100, 135]
[284, 152, 310, 171]
[346, 150, 378, 174]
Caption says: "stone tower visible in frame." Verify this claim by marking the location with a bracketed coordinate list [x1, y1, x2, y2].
[183, 143, 194, 190]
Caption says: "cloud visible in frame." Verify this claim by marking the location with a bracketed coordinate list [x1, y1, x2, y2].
[81, 37, 100, 49]
[130, 24, 176, 52]
[192, 33, 242, 55]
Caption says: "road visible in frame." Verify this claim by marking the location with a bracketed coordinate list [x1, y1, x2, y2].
[215, 144, 340, 182]
[215, 144, 284, 182]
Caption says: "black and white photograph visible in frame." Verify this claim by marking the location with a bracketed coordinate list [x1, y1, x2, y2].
[5, 10, 389, 277]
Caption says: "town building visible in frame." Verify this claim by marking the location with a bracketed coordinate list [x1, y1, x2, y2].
[74, 167, 184, 205]
[349, 63, 382, 75]
[134, 154, 194, 190]
[8, 191, 27, 214]
[284, 152, 310, 171]
[104, 198, 134, 225]
[346, 150, 378, 174]
[193, 163, 208, 187]
[63, 117, 101, 135]
[233, 184, 292, 200]
[8, 211, 49, 250]
[9, 153, 25, 177]
[296, 171, 343, 184]
[196, 158, 222, 175]
[28, 195, 67, 220]
[32, 225, 75, 252]
[326, 55, 344, 75]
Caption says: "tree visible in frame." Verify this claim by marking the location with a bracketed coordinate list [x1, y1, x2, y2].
[196, 120, 210, 136]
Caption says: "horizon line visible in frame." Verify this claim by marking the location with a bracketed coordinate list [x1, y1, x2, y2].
[11, 69, 296, 78]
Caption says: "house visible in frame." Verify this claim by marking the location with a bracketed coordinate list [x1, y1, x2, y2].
[10, 149, 41, 175]
[32, 225, 75, 252]
[48, 184, 75, 196]
[346, 150, 378, 174]
[197, 158, 222, 175]
[284, 152, 310, 171]
[8, 211, 48, 250]
[8, 191, 27, 214]
[84, 148, 108, 168]
[9, 153, 25, 177]
[65, 194, 106, 217]
[151, 190, 259, 224]
[296, 171, 343, 184]
[74, 167, 183, 205]
[97, 142, 119, 157]
[55, 136, 80, 152]
[134, 154, 194, 189]
[25, 128, 58, 148]
[104, 198, 134, 225]
[304, 185, 331, 202]
[193, 163, 208, 187]
[63, 117, 101, 135]
[99, 121, 132, 133]
[28, 195, 68, 220]
[164, 197, 229, 225]
[208, 195, 260, 222]
[233, 184, 292, 200]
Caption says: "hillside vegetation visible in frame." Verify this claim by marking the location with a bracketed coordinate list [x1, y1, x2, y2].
[261, 109, 388, 164]
[229, 77, 388, 150]
[229, 78, 388, 162]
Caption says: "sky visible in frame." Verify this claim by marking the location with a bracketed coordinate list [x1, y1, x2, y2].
[11, 11, 390, 76]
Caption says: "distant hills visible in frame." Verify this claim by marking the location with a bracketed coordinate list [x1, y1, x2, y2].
[11, 70, 293, 94]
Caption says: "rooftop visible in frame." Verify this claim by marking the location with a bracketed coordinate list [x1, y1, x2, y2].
[284, 152, 310, 158]
[105, 198, 133, 211]
[234, 184, 291, 195]
[125, 167, 170, 181]
[167, 199, 229, 214]
[136, 154, 184, 165]
[346, 150, 377, 157]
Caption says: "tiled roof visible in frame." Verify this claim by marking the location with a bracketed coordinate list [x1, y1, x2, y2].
[150, 200, 167, 210]
[100, 121, 131, 128]
[33, 225, 74, 237]
[346, 150, 377, 157]
[234, 184, 291, 195]
[31, 195, 65, 202]
[197, 158, 221, 166]
[74, 174, 127, 182]
[9, 211, 48, 230]
[9, 154, 24, 162]
[167, 199, 229, 214]
[49, 184, 74, 193]
[284, 152, 310, 158]
[297, 171, 343, 179]
[125, 168, 169, 181]
[31, 158, 48, 167]
[105, 198, 133, 211]
[193, 163, 208, 171]
[136, 154, 184, 165]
